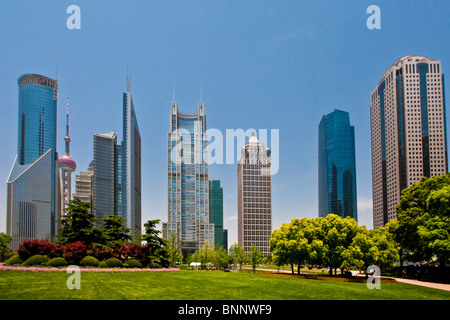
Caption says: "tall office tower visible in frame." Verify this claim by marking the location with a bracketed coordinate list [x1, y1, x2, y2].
[91, 132, 121, 226]
[163, 101, 214, 257]
[318, 109, 358, 221]
[223, 229, 228, 252]
[209, 180, 224, 248]
[73, 164, 94, 204]
[59, 99, 77, 215]
[237, 132, 272, 257]
[121, 86, 142, 239]
[370, 55, 448, 229]
[6, 74, 61, 249]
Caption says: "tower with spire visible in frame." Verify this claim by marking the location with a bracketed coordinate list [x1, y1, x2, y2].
[59, 98, 77, 214]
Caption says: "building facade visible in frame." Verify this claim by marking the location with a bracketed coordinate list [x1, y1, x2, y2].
[7, 74, 61, 249]
[370, 55, 448, 229]
[237, 132, 272, 257]
[163, 101, 214, 257]
[121, 90, 142, 239]
[91, 132, 121, 226]
[73, 164, 94, 204]
[209, 180, 224, 248]
[318, 109, 357, 221]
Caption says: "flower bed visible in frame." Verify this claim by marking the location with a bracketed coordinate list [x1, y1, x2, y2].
[0, 263, 179, 273]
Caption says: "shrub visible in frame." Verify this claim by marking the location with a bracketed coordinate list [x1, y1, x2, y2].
[5, 255, 24, 266]
[80, 256, 99, 267]
[105, 258, 123, 268]
[47, 257, 69, 267]
[17, 239, 62, 260]
[98, 261, 107, 268]
[89, 246, 115, 261]
[124, 259, 143, 268]
[23, 255, 49, 266]
[116, 243, 150, 265]
[63, 242, 87, 264]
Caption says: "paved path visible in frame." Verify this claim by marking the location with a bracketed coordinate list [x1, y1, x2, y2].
[246, 268, 450, 292]
[350, 271, 450, 291]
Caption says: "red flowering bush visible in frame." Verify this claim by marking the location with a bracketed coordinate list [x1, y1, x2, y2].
[63, 242, 87, 264]
[17, 239, 62, 260]
[88, 246, 116, 261]
[116, 243, 150, 266]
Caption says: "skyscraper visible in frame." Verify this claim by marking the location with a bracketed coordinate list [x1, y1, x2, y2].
[163, 101, 214, 257]
[237, 132, 272, 257]
[73, 164, 94, 204]
[91, 132, 120, 226]
[121, 86, 142, 239]
[318, 109, 357, 221]
[59, 99, 76, 215]
[370, 55, 448, 229]
[209, 180, 224, 248]
[7, 73, 61, 249]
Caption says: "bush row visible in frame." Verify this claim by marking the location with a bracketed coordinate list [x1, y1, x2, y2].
[4, 254, 144, 269]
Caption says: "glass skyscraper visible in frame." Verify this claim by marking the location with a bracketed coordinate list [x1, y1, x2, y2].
[121, 90, 142, 239]
[318, 109, 357, 221]
[92, 132, 120, 226]
[209, 180, 224, 249]
[7, 74, 61, 249]
[163, 101, 214, 257]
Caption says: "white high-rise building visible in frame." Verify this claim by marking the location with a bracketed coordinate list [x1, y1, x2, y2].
[237, 132, 272, 256]
[370, 55, 448, 229]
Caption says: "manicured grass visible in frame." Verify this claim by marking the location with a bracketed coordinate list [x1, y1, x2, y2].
[0, 269, 449, 300]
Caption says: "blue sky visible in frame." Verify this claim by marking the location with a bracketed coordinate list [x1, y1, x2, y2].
[0, 1, 449, 246]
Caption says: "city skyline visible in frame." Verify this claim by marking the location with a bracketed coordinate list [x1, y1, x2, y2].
[1, 1, 450, 247]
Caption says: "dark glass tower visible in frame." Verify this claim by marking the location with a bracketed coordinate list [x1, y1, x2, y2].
[318, 109, 357, 221]
[209, 180, 224, 248]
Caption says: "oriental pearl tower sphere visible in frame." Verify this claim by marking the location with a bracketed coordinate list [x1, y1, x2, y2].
[59, 98, 77, 215]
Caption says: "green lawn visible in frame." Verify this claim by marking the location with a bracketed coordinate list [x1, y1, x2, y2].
[0, 269, 449, 300]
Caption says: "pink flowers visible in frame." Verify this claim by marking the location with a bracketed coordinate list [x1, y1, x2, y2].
[0, 265, 180, 273]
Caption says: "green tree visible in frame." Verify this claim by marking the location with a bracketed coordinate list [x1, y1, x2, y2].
[102, 215, 131, 248]
[57, 198, 104, 247]
[229, 243, 247, 270]
[249, 245, 263, 273]
[395, 173, 450, 267]
[199, 241, 213, 269]
[0, 233, 13, 262]
[371, 226, 399, 271]
[320, 214, 358, 275]
[142, 219, 169, 267]
[341, 227, 378, 272]
[212, 245, 229, 270]
[166, 232, 183, 267]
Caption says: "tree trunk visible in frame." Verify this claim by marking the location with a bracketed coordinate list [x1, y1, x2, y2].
[290, 262, 294, 275]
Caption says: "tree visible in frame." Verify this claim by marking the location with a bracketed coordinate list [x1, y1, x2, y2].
[57, 198, 104, 247]
[199, 241, 213, 269]
[395, 173, 450, 267]
[212, 245, 229, 270]
[249, 245, 263, 273]
[371, 226, 399, 270]
[0, 233, 13, 262]
[102, 214, 131, 248]
[166, 232, 183, 267]
[142, 219, 169, 268]
[229, 243, 247, 270]
[320, 214, 358, 275]
[341, 227, 378, 273]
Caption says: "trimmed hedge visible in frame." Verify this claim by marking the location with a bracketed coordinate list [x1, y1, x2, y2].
[5, 255, 24, 266]
[80, 256, 99, 267]
[23, 255, 49, 266]
[98, 261, 107, 268]
[124, 259, 143, 268]
[47, 257, 69, 267]
[105, 258, 123, 268]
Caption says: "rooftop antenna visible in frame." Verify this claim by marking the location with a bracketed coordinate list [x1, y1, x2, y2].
[127, 66, 131, 92]
[200, 83, 203, 104]
[172, 81, 175, 103]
